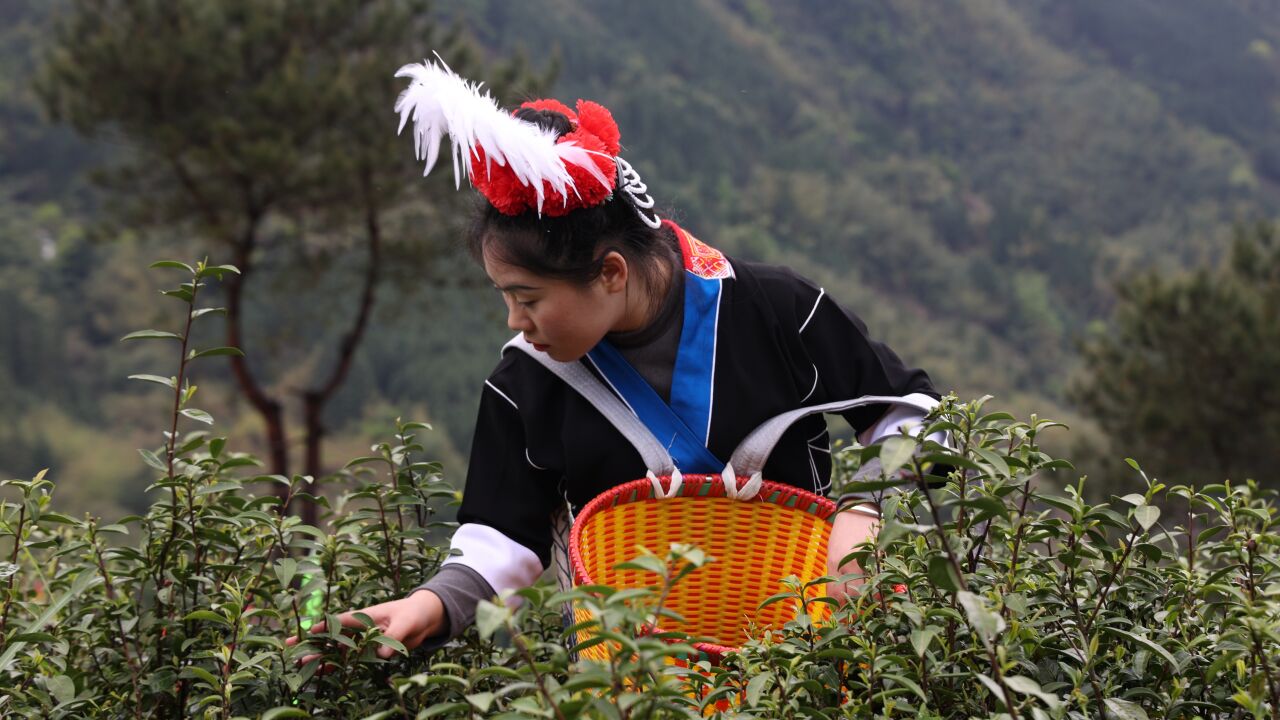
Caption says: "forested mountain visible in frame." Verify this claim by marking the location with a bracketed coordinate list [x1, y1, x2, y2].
[3, 0, 1278, 517]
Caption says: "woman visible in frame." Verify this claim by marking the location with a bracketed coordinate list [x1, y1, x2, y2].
[300, 57, 943, 659]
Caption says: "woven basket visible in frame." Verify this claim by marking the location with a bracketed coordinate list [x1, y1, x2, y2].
[569, 473, 837, 664]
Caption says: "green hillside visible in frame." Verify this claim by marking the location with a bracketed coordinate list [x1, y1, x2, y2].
[3, 0, 1278, 516]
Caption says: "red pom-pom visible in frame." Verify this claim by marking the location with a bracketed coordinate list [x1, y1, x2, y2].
[544, 130, 615, 216]
[519, 98, 577, 121]
[470, 145, 533, 216]
[575, 100, 620, 156]
[468, 97, 620, 217]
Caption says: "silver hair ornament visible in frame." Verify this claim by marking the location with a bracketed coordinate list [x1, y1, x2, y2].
[616, 157, 662, 229]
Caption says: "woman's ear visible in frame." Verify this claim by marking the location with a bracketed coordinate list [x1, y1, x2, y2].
[598, 251, 629, 293]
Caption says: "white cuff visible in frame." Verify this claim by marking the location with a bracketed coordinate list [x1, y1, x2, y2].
[442, 523, 544, 600]
[857, 393, 948, 448]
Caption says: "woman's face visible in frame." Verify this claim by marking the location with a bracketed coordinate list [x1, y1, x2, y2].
[483, 248, 631, 362]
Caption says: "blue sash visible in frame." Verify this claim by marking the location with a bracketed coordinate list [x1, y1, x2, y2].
[587, 268, 725, 473]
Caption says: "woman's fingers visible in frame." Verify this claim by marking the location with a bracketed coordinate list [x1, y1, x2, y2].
[287, 607, 390, 664]
[375, 613, 416, 659]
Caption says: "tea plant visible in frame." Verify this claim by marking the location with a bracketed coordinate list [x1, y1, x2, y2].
[1, 258, 1276, 719]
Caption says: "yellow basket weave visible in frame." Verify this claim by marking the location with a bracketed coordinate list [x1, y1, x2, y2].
[569, 473, 837, 664]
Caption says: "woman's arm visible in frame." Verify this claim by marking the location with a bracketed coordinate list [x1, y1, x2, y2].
[825, 504, 880, 603]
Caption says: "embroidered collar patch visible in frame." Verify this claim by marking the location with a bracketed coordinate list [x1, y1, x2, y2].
[671, 223, 733, 280]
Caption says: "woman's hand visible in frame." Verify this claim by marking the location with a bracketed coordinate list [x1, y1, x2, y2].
[286, 589, 447, 664]
[825, 506, 880, 604]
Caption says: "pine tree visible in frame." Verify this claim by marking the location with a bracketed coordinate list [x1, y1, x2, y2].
[36, 0, 552, 520]
[1073, 222, 1280, 491]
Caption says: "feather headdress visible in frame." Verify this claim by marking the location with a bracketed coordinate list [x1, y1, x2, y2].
[394, 54, 618, 217]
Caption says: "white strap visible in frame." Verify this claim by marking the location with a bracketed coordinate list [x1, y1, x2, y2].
[647, 468, 684, 499]
[720, 463, 764, 500]
[508, 335, 939, 504]
[727, 395, 939, 482]
[505, 335, 676, 475]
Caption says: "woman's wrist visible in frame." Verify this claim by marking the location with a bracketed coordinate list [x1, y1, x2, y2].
[408, 588, 447, 638]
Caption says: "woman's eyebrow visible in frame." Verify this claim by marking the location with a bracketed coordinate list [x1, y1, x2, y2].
[493, 282, 541, 292]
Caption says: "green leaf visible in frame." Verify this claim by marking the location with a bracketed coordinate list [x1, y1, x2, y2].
[261, 709, 310, 720]
[418, 704, 470, 718]
[927, 555, 963, 593]
[1118, 493, 1147, 506]
[475, 600, 508, 640]
[910, 626, 941, 657]
[46, 674, 75, 705]
[274, 558, 297, 588]
[882, 673, 928, 703]
[1003, 592, 1029, 616]
[188, 346, 245, 360]
[195, 480, 242, 496]
[0, 571, 100, 674]
[10, 632, 56, 643]
[1004, 675, 1062, 710]
[149, 260, 195, 272]
[953, 496, 1008, 520]
[1104, 697, 1150, 720]
[120, 329, 182, 342]
[181, 408, 214, 425]
[344, 456, 384, 468]
[198, 264, 241, 278]
[138, 448, 168, 471]
[1196, 525, 1227, 544]
[180, 665, 220, 688]
[1133, 505, 1160, 531]
[465, 692, 496, 713]
[128, 374, 177, 389]
[183, 610, 232, 627]
[190, 307, 227, 320]
[1106, 628, 1180, 669]
[745, 671, 773, 708]
[957, 590, 1005, 643]
[917, 453, 983, 471]
[879, 436, 918, 475]
[972, 447, 1010, 478]
[843, 476, 916, 495]
[875, 518, 911, 548]
[615, 555, 667, 576]
[974, 674, 1008, 706]
[371, 635, 407, 655]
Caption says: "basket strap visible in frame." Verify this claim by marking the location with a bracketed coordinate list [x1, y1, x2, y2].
[727, 395, 940, 482]
[505, 335, 677, 475]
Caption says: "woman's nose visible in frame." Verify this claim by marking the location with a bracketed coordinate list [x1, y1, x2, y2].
[506, 304, 532, 332]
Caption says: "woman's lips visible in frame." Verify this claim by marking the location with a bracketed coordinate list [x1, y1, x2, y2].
[532, 342, 549, 352]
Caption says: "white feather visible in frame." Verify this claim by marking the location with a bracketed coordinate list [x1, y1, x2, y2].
[394, 54, 612, 212]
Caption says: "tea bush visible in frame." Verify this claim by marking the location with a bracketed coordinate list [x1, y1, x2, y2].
[1, 259, 1276, 719]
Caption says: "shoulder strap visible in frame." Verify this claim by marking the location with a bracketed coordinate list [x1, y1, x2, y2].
[727, 395, 939, 478]
[507, 336, 940, 500]
[504, 335, 676, 476]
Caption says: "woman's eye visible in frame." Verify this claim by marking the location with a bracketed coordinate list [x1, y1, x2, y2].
[518, 299, 537, 308]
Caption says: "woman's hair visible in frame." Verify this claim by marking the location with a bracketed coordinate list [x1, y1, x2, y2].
[465, 106, 677, 293]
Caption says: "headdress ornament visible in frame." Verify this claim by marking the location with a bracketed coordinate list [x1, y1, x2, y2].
[394, 54, 660, 227]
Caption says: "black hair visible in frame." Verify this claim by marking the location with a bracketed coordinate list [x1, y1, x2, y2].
[465, 106, 678, 298]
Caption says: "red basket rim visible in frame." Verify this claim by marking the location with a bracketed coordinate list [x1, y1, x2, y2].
[568, 474, 837, 661]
